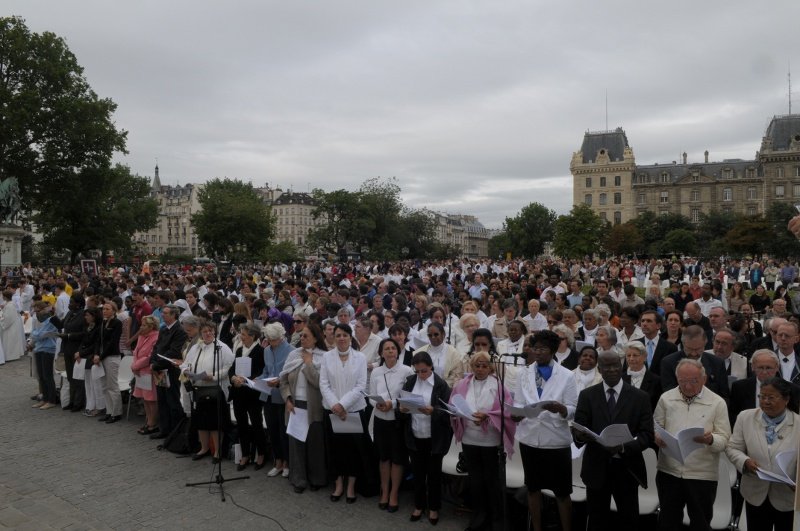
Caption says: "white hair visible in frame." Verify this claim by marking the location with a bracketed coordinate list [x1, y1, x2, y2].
[263, 322, 286, 341]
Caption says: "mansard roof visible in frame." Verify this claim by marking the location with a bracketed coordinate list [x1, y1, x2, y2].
[579, 127, 629, 163]
[764, 114, 800, 151]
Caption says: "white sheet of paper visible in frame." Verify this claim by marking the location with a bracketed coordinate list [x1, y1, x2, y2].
[287, 408, 310, 442]
[654, 424, 705, 465]
[72, 361, 86, 381]
[506, 400, 559, 419]
[571, 422, 634, 447]
[329, 413, 363, 434]
[136, 373, 152, 391]
[756, 450, 797, 486]
[245, 377, 273, 394]
[398, 391, 427, 414]
[157, 353, 177, 365]
[264, 376, 279, 384]
[571, 443, 585, 460]
[361, 391, 386, 406]
[575, 340, 592, 352]
[235, 357, 252, 377]
[91, 364, 105, 380]
[440, 398, 476, 421]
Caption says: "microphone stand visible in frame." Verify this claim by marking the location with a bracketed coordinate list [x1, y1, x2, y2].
[186, 322, 249, 501]
[493, 351, 525, 531]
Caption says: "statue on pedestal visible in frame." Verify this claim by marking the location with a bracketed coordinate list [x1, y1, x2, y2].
[0, 178, 21, 225]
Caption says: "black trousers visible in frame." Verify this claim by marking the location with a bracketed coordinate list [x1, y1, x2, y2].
[233, 396, 267, 459]
[745, 499, 793, 531]
[156, 370, 184, 435]
[463, 443, 501, 530]
[409, 437, 444, 511]
[264, 400, 289, 461]
[586, 458, 639, 531]
[34, 351, 58, 404]
[656, 471, 716, 531]
[63, 354, 85, 408]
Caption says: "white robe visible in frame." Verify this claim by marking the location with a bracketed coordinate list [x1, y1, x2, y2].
[0, 302, 25, 362]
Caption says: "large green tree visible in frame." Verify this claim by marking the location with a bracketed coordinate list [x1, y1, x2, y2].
[603, 221, 643, 256]
[552, 204, 606, 259]
[765, 202, 800, 258]
[191, 178, 274, 261]
[695, 210, 738, 257]
[503, 202, 556, 258]
[0, 17, 157, 262]
[308, 188, 370, 260]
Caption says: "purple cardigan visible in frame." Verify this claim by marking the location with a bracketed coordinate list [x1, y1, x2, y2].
[450, 373, 516, 457]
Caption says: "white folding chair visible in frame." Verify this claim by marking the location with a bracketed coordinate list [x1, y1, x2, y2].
[541, 443, 586, 503]
[682, 455, 735, 530]
[505, 439, 525, 489]
[117, 355, 134, 419]
[441, 437, 467, 477]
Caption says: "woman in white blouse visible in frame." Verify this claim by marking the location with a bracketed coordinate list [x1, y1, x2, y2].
[572, 345, 603, 393]
[320, 323, 368, 504]
[412, 322, 463, 387]
[369, 338, 413, 512]
[184, 321, 235, 462]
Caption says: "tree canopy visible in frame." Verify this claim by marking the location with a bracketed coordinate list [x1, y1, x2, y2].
[502, 202, 556, 258]
[552, 204, 606, 259]
[191, 178, 274, 262]
[0, 16, 157, 262]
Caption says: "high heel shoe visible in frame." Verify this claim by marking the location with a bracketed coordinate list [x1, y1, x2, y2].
[330, 493, 342, 502]
[254, 461, 266, 471]
[387, 504, 399, 513]
[428, 512, 439, 526]
[346, 496, 356, 504]
[192, 451, 210, 461]
[378, 502, 389, 510]
[409, 511, 422, 522]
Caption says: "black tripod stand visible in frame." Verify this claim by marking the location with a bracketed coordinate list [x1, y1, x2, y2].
[185, 330, 249, 501]
[495, 351, 525, 531]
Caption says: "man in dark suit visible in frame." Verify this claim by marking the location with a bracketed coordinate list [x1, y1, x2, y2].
[573, 351, 654, 531]
[635, 310, 677, 374]
[729, 349, 800, 425]
[148, 305, 189, 439]
[660, 325, 729, 401]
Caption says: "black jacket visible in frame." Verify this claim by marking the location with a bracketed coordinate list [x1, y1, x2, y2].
[51, 310, 85, 357]
[398, 373, 453, 456]
[659, 351, 730, 401]
[622, 369, 662, 412]
[227, 344, 266, 403]
[635, 336, 677, 375]
[149, 321, 189, 371]
[99, 318, 122, 360]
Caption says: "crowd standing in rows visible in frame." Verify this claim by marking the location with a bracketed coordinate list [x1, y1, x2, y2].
[5, 254, 800, 531]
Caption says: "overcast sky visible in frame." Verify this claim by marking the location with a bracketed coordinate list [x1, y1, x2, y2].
[7, 1, 800, 228]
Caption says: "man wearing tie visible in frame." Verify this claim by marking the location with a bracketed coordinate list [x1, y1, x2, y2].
[636, 310, 677, 375]
[573, 351, 654, 531]
[775, 322, 800, 384]
[707, 329, 749, 383]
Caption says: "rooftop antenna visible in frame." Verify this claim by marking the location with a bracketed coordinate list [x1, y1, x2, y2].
[605, 89, 608, 131]
[789, 61, 793, 115]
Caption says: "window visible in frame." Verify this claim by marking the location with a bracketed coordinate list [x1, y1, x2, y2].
[794, 184, 800, 197]
[584, 194, 592, 206]
[796, 167, 800, 177]
[599, 193, 607, 205]
[585, 177, 592, 188]
[690, 190, 700, 202]
[613, 192, 621, 204]
[723, 169, 732, 179]
[660, 191, 669, 203]
[638, 193, 646, 204]
[600, 212, 607, 221]
[776, 185, 785, 198]
[614, 212, 622, 225]
[777, 167, 785, 178]
[691, 209, 700, 223]
[747, 187, 757, 200]
[746, 168, 755, 179]
[723, 188, 732, 201]
[692, 174, 700, 183]
[661, 172, 670, 183]
[747, 206, 756, 216]
[600, 176, 607, 187]
[614, 175, 621, 186]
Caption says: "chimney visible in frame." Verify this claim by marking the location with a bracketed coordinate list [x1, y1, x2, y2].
[682, 152, 687, 164]
[704, 150, 709, 163]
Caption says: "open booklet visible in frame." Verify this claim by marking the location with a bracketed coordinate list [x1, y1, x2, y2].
[654, 424, 706, 465]
[756, 449, 796, 487]
[398, 390, 427, 414]
[571, 422, 634, 447]
[439, 395, 476, 422]
[504, 400, 560, 419]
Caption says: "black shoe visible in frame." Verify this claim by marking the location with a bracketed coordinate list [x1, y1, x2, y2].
[428, 516, 438, 526]
[346, 496, 356, 504]
[105, 415, 122, 424]
[98, 414, 111, 422]
[62, 403, 74, 411]
[236, 463, 248, 472]
[410, 512, 422, 522]
[70, 406, 83, 412]
[378, 502, 389, 510]
[254, 461, 266, 471]
[387, 505, 399, 513]
[330, 493, 342, 502]
[294, 486, 305, 494]
[212, 456, 220, 464]
[309, 485, 321, 491]
[192, 451, 210, 461]
[149, 432, 166, 440]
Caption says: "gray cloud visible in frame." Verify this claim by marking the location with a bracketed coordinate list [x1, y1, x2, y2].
[7, 0, 800, 228]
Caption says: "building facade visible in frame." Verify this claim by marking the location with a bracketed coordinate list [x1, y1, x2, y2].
[571, 114, 800, 224]
[427, 210, 489, 258]
[132, 166, 202, 257]
[255, 186, 323, 254]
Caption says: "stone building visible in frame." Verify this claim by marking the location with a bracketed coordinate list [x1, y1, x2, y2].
[427, 211, 489, 258]
[255, 186, 323, 254]
[132, 166, 202, 257]
[571, 114, 800, 224]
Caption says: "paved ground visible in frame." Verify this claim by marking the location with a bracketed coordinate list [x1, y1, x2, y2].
[0, 356, 478, 531]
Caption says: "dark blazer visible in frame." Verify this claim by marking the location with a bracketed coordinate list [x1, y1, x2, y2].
[558, 349, 580, 371]
[51, 310, 86, 357]
[574, 382, 654, 489]
[729, 376, 800, 425]
[398, 373, 453, 456]
[228, 344, 266, 403]
[149, 322, 189, 370]
[749, 336, 800, 357]
[659, 351, 730, 401]
[218, 315, 234, 350]
[78, 324, 100, 361]
[99, 318, 122, 360]
[635, 336, 677, 375]
[622, 370, 662, 412]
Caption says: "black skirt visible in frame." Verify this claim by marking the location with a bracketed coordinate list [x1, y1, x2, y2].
[192, 393, 230, 431]
[373, 417, 408, 465]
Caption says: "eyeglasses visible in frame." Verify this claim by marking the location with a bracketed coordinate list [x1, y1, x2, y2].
[677, 378, 700, 385]
[293, 320, 303, 324]
[753, 366, 777, 373]
[531, 346, 550, 352]
[758, 394, 784, 402]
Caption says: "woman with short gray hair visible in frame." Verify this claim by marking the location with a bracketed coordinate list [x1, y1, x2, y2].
[228, 323, 267, 471]
[260, 322, 293, 477]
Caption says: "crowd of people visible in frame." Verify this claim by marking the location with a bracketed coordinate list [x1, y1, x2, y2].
[4, 254, 800, 531]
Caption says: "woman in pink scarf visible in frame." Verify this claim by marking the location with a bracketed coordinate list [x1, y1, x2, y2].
[131, 315, 160, 434]
[450, 352, 515, 531]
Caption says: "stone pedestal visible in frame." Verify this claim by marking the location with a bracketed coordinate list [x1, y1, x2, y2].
[0, 224, 26, 270]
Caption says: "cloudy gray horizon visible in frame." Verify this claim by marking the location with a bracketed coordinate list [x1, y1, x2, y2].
[6, 1, 800, 229]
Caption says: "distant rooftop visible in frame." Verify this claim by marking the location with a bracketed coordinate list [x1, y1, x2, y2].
[579, 127, 629, 163]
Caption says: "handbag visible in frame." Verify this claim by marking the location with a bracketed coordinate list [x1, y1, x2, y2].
[193, 385, 224, 402]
